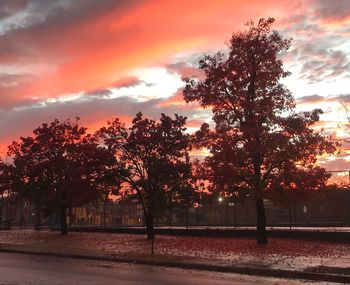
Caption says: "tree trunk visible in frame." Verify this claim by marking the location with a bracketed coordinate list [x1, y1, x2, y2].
[142, 203, 155, 240]
[145, 208, 154, 240]
[256, 198, 267, 244]
[144, 187, 155, 240]
[60, 205, 68, 235]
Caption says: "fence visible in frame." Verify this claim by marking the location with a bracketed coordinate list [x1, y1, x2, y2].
[1, 194, 349, 229]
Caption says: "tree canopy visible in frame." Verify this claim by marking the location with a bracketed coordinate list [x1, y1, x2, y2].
[8, 118, 118, 234]
[183, 18, 336, 244]
[98, 112, 193, 239]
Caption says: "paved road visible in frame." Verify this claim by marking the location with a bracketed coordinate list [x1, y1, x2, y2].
[0, 253, 338, 285]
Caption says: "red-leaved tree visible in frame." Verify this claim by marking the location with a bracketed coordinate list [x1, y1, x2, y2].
[8, 118, 119, 234]
[183, 18, 337, 244]
[98, 112, 190, 239]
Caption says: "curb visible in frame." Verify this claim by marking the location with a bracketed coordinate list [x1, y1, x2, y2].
[0, 248, 349, 284]
[54, 227, 350, 243]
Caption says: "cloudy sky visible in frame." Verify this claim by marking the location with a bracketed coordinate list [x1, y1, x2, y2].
[0, 0, 349, 179]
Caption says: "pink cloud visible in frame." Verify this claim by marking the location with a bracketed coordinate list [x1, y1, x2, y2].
[0, 0, 297, 106]
[0, 0, 349, 167]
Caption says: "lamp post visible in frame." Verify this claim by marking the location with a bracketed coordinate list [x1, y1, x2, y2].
[217, 196, 223, 225]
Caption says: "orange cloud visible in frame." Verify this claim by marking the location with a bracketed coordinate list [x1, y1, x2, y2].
[0, 0, 296, 105]
[1, 0, 349, 175]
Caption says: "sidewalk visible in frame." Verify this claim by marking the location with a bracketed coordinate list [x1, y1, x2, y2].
[0, 229, 349, 283]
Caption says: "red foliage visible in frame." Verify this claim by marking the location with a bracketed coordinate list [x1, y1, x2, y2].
[183, 18, 337, 243]
[156, 236, 348, 259]
[1, 230, 348, 264]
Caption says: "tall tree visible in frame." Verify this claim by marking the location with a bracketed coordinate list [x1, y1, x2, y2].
[98, 112, 190, 239]
[183, 18, 336, 244]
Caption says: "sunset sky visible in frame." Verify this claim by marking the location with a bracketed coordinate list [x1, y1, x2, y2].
[0, 0, 349, 180]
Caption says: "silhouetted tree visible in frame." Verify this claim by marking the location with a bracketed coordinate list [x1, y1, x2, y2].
[8, 118, 118, 235]
[0, 161, 13, 229]
[98, 112, 189, 239]
[8, 137, 48, 230]
[183, 18, 336, 244]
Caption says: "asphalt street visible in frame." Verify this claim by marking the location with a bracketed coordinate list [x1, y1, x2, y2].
[0, 252, 339, 285]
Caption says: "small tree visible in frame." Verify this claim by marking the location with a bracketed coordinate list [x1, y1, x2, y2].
[8, 137, 48, 230]
[98, 112, 190, 239]
[183, 18, 336, 244]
